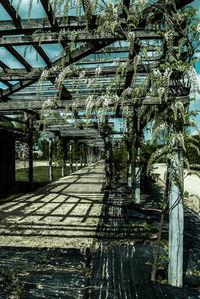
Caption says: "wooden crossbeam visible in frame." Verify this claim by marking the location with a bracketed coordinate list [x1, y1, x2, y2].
[34, 0, 71, 99]
[0, 1, 53, 69]
[0, 17, 86, 35]
[0, 39, 114, 99]
[0, 0, 192, 35]
[0, 80, 12, 88]
[0, 0, 71, 100]
[0, 96, 189, 112]
[0, 1, 32, 71]
[40, 0, 56, 27]
[0, 62, 158, 81]
[0, 61, 9, 69]
[4, 45, 32, 71]
[0, 0, 22, 28]
[0, 30, 166, 47]
[0, 99, 69, 111]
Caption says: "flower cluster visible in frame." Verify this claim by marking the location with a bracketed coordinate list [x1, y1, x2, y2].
[95, 66, 102, 77]
[196, 23, 200, 33]
[164, 31, 174, 60]
[55, 66, 73, 90]
[187, 66, 199, 94]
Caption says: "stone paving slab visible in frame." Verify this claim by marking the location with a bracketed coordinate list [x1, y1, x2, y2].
[0, 162, 105, 249]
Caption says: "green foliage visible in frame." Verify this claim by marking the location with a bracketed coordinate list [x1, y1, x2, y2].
[0, 166, 70, 203]
[53, 139, 65, 166]
[0, 268, 22, 298]
[142, 221, 158, 239]
[185, 134, 200, 166]
[112, 140, 127, 173]
[38, 139, 49, 160]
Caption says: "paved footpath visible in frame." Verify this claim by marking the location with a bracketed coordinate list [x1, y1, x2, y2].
[0, 163, 199, 298]
[0, 161, 105, 248]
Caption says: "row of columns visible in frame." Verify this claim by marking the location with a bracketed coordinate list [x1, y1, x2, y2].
[103, 128, 184, 287]
[28, 134, 102, 186]
[48, 139, 101, 182]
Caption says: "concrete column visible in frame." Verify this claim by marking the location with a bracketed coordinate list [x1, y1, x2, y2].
[49, 138, 53, 182]
[61, 158, 65, 177]
[135, 144, 141, 203]
[69, 141, 73, 173]
[28, 119, 33, 189]
[87, 146, 90, 165]
[80, 144, 83, 167]
[168, 147, 184, 287]
[104, 135, 112, 189]
[127, 149, 132, 189]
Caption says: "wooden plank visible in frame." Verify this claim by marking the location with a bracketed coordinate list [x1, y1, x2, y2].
[4, 45, 32, 71]
[0, 17, 86, 35]
[0, 30, 166, 47]
[0, 0, 22, 28]
[40, 0, 67, 50]
[0, 40, 114, 99]
[0, 100, 68, 111]
[40, 0, 57, 27]
[0, 95, 189, 112]
[0, 61, 9, 69]
[0, 62, 159, 81]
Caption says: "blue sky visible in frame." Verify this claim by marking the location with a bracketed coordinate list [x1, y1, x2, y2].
[0, 0, 200, 135]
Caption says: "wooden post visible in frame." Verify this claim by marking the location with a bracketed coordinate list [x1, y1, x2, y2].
[75, 142, 78, 170]
[127, 149, 132, 189]
[87, 146, 90, 165]
[28, 119, 33, 190]
[109, 138, 113, 184]
[61, 139, 65, 177]
[84, 144, 87, 166]
[61, 158, 65, 177]
[168, 147, 184, 287]
[104, 134, 112, 189]
[135, 142, 141, 204]
[69, 141, 73, 173]
[49, 138, 53, 182]
[80, 144, 83, 167]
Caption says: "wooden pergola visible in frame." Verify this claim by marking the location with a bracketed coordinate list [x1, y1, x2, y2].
[0, 0, 196, 288]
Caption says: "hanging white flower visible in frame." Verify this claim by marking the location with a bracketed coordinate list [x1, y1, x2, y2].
[95, 66, 102, 76]
[196, 23, 200, 33]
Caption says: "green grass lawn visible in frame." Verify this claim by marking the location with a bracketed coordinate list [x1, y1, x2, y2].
[0, 166, 70, 204]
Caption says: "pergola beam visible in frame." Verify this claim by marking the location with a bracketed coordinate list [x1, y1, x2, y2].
[0, 0, 22, 28]
[0, 30, 167, 47]
[0, 17, 86, 35]
[0, 96, 189, 111]
[0, 63, 159, 81]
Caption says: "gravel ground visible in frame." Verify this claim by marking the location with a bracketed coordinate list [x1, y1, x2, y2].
[0, 162, 105, 249]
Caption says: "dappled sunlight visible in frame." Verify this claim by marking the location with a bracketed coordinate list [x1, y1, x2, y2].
[0, 163, 106, 249]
